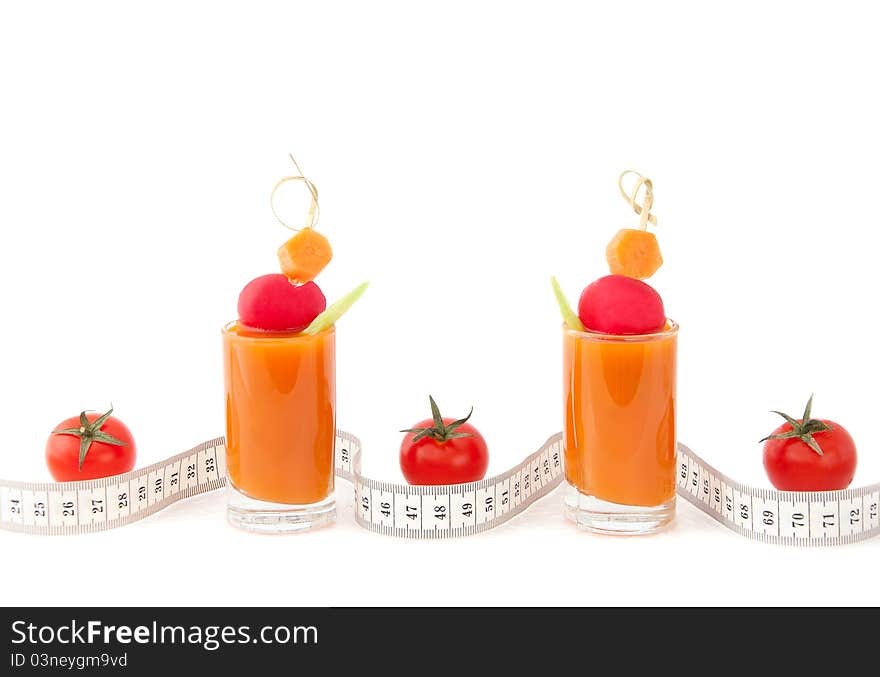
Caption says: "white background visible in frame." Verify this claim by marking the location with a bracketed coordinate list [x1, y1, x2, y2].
[1, 1, 879, 606]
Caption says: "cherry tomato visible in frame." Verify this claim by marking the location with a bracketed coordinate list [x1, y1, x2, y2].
[400, 396, 489, 485]
[761, 396, 856, 491]
[46, 407, 136, 481]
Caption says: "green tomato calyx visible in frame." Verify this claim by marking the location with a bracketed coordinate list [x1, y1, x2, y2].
[401, 396, 474, 444]
[760, 394, 834, 457]
[52, 405, 128, 471]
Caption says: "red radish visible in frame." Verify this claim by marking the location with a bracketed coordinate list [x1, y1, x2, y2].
[238, 274, 326, 332]
[578, 274, 665, 335]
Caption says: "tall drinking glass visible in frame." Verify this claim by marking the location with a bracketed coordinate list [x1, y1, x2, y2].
[222, 322, 336, 533]
[563, 321, 678, 534]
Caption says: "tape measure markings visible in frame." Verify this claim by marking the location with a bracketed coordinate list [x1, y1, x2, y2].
[0, 437, 225, 535]
[676, 444, 880, 546]
[344, 431, 564, 538]
[3, 433, 880, 545]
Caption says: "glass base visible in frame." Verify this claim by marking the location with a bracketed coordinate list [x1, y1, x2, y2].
[563, 481, 674, 535]
[226, 485, 336, 534]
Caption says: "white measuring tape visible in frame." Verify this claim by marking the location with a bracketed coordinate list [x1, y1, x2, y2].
[1, 432, 877, 545]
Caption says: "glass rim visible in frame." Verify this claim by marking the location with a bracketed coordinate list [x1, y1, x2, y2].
[222, 320, 335, 342]
[563, 318, 678, 343]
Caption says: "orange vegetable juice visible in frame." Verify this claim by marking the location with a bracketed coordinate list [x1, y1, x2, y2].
[223, 323, 336, 507]
[563, 321, 678, 532]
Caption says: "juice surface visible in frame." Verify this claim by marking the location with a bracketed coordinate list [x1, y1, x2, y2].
[563, 324, 677, 507]
[223, 323, 336, 505]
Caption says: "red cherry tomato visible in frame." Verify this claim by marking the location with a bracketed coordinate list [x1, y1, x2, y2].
[238, 274, 326, 332]
[46, 407, 136, 481]
[578, 274, 665, 335]
[761, 396, 857, 491]
[400, 397, 489, 485]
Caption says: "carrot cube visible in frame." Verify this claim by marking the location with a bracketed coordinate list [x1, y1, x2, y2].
[605, 228, 663, 280]
[277, 227, 333, 283]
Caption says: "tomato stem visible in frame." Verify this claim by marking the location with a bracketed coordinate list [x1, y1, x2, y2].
[52, 405, 128, 470]
[400, 396, 474, 443]
[759, 394, 834, 456]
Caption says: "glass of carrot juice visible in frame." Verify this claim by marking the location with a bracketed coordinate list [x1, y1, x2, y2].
[222, 322, 336, 533]
[562, 320, 678, 534]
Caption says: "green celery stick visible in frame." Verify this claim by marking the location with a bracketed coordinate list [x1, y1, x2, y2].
[304, 281, 369, 335]
[551, 276, 585, 331]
